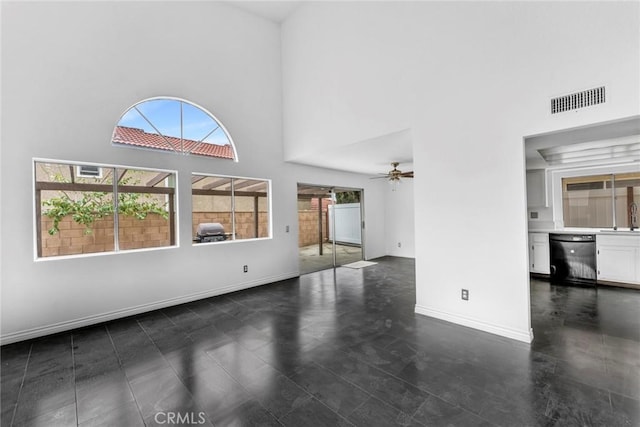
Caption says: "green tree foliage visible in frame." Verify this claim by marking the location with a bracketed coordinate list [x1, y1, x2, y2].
[41, 170, 168, 235]
[43, 192, 168, 235]
[336, 191, 360, 204]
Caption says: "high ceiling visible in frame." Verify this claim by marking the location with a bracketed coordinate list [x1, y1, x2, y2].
[223, 1, 413, 178]
[287, 129, 414, 176]
[226, 2, 639, 176]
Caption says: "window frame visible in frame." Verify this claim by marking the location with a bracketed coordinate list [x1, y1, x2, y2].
[552, 163, 640, 230]
[33, 158, 179, 261]
[191, 172, 272, 245]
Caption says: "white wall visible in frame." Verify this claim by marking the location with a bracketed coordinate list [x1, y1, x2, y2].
[283, 1, 639, 342]
[384, 179, 415, 258]
[282, 1, 416, 162]
[0, 2, 387, 343]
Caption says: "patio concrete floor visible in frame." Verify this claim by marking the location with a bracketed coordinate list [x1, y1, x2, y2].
[299, 242, 363, 275]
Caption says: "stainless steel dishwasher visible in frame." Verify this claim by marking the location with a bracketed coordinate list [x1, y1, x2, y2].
[549, 234, 597, 286]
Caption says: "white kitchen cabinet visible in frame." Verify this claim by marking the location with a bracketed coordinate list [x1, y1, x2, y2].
[529, 232, 550, 274]
[526, 169, 547, 208]
[596, 235, 640, 285]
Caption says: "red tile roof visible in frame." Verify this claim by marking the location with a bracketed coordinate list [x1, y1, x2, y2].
[112, 126, 235, 159]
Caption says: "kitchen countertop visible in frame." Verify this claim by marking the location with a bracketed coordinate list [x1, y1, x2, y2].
[529, 228, 640, 236]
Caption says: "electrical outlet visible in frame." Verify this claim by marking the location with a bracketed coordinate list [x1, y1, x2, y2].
[397, 242, 402, 248]
[243, 265, 248, 273]
[461, 289, 469, 301]
[286, 225, 290, 233]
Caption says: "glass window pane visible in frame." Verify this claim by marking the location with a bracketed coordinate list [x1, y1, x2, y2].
[234, 179, 269, 240]
[135, 99, 181, 139]
[562, 175, 612, 228]
[192, 175, 233, 243]
[562, 172, 640, 229]
[36, 161, 115, 257]
[614, 173, 640, 229]
[182, 102, 221, 142]
[192, 175, 270, 243]
[116, 168, 174, 251]
[35, 161, 176, 258]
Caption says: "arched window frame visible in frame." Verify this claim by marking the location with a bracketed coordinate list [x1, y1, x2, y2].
[111, 96, 238, 162]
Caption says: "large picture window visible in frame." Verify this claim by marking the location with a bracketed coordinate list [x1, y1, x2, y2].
[562, 172, 640, 229]
[35, 160, 176, 258]
[192, 174, 270, 243]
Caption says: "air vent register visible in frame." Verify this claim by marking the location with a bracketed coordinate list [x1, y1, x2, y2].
[551, 86, 605, 114]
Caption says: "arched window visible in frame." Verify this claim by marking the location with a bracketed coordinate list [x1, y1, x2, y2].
[112, 97, 237, 161]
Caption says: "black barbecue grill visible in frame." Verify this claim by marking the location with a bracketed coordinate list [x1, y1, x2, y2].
[194, 222, 228, 243]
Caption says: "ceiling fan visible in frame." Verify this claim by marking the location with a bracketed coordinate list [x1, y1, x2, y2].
[371, 162, 414, 181]
[371, 162, 413, 190]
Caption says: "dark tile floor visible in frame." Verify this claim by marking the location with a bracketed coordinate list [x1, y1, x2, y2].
[1, 257, 639, 426]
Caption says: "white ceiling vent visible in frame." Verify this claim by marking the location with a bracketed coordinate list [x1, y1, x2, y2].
[551, 86, 605, 114]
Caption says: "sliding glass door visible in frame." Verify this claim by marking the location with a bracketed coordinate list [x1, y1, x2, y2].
[330, 188, 364, 268]
[297, 184, 364, 274]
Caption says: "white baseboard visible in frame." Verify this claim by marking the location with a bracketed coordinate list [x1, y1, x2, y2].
[414, 304, 534, 343]
[383, 253, 415, 259]
[0, 272, 299, 345]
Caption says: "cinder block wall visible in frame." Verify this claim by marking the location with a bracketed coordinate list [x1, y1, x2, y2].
[40, 213, 169, 257]
[298, 210, 328, 247]
[191, 212, 269, 240]
[41, 208, 323, 256]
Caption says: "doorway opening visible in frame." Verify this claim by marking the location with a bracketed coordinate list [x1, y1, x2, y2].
[297, 184, 364, 274]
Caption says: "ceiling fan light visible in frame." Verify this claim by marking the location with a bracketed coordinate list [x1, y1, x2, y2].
[389, 176, 400, 191]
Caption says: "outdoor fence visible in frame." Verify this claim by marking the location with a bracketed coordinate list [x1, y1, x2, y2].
[40, 213, 170, 257]
[40, 208, 338, 257]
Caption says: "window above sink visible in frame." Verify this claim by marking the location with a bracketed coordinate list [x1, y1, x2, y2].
[562, 172, 640, 229]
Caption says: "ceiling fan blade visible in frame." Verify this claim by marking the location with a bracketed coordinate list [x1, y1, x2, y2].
[371, 163, 412, 180]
